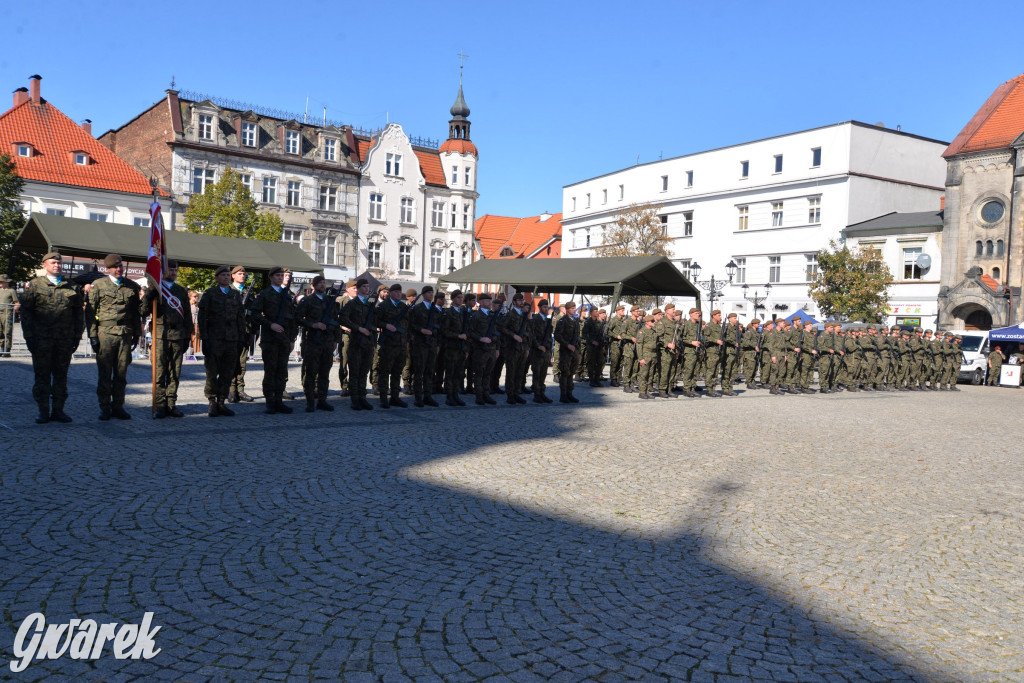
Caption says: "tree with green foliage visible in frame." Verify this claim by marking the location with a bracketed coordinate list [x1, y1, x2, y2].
[177, 167, 284, 291]
[0, 154, 31, 283]
[808, 240, 893, 322]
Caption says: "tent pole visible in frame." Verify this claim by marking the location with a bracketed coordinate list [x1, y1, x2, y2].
[610, 283, 622, 314]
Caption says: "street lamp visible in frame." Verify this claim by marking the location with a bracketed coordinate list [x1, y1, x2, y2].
[689, 260, 736, 311]
[741, 283, 772, 315]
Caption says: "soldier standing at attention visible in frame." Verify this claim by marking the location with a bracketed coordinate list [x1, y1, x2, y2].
[228, 265, 254, 403]
[249, 266, 298, 414]
[408, 285, 441, 407]
[528, 298, 554, 403]
[198, 266, 245, 416]
[987, 344, 1005, 386]
[767, 319, 788, 396]
[679, 307, 703, 398]
[338, 278, 376, 411]
[655, 303, 678, 398]
[553, 300, 581, 403]
[0, 273, 19, 357]
[606, 304, 627, 387]
[636, 315, 660, 399]
[499, 294, 530, 403]
[20, 252, 84, 423]
[799, 319, 819, 393]
[440, 289, 468, 407]
[401, 288, 419, 395]
[467, 292, 498, 405]
[374, 284, 411, 409]
[582, 304, 604, 387]
[620, 308, 641, 392]
[86, 254, 142, 421]
[335, 279, 359, 397]
[143, 259, 193, 418]
[296, 274, 340, 413]
[817, 321, 837, 393]
[368, 283, 389, 393]
[703, 309, 725, 397]
[759, 319, 776, 390]
[843, 326, 863, 391]
[720, 313, 741, 396]
[741, 318, 761, 389]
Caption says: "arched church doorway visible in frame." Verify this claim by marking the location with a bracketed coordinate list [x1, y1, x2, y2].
[953, 305, 993, 331]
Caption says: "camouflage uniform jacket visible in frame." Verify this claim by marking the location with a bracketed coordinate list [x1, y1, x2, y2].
[20, 276, 84, 344]
[87, 277, 142, 338]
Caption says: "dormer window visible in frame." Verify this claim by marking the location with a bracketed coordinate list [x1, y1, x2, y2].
[198, 114, 214, 141]
[74, 152, 89, 166]
[285, 130, 300, 155]
[241, 122, 257, 147]
[386, 153, 402, 176]
[323, 138, 337, 162]
[17, 144, 32, 157]
[500, 246, 514, 257]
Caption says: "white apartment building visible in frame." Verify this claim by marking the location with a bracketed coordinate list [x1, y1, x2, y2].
[562, 121, 948, 320]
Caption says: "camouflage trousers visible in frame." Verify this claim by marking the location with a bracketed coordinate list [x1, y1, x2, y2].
[230, 341, 248, 392]
[203, 339, 238, 400]
[410, 343, 438, 399]
[153, 337, 187, 409]
[346, 337, 374, 404]
[680, 348, 701, 392]
[30, 338, 75, 406]
[705, 349, 722, 391]
[721, 350, 738, 393]
[95, 330, 133, 409]
[609, 341, 624, 381]
[637, 352, 658, 394]
[621, 344, 637, 385]
[301, 339, 334, 401]
[472, 346, 498, 400]
[529, 350, 550, 397]
[260, 340, 291, 400]
[378, 343, 407, 400]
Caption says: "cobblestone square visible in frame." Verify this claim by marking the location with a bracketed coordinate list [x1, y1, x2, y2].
[1, 357, 1021, 681]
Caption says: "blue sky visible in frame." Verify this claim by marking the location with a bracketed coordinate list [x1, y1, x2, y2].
[2, 0, 1020, 218]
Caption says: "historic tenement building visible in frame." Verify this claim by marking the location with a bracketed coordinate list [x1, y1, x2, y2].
[938, 74, 1024, 330]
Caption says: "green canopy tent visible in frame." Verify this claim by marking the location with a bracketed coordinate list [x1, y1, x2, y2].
[437, 256, 700, 309]
[12, 213, 321, 274]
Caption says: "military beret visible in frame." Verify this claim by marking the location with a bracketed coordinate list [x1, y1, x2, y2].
[664, 303, 676, 310]
[643, 315, 655, 323]
[689, 307, 700, 314]
[405, 288, 417, 297]
[562, 299, 574, 308]
[511, 292, 524, 302]
[711, 309, 721, 316]
[944, 332, 953, 338]
[791, 315, 802, 322]
[925, 329, 933, 334]
[421, 285, 434, 295]
[728, 312, 737, 319]
[311, 274, 325, 287]
[615, 304, 625, 311]
[103, 253, 122, 268]
[651, 308, 662, 316]
[41, 251, 61, 262]
[464, 292, 476, 300]
[451, 289, 463, 298]
[435, 292, 446, 301]
[215, 265, 230, 276]
[231, 265, 245, 275]
[166, 259, 179, 269]
[537, 298, 548, 307]
[750, 318, 761, 325]
[389, 283, 403, 292]
[345, 279, 359, 288]
[269, 266, 284, 277]
[478, 292, 493, 301]
[804, 319, 814, 325]
[377, 284, 389, 293]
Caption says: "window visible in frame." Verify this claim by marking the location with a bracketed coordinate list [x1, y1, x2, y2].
[808, 197, 821, 224]
[992, 267, 1001, 280]
[602, 189, 608, 204]
[241, 122, 257, 147]
[500, 246, 514, 257]
[976, 240, 984, 256]
[619, 184, 624, 200]
[738, 206, 749, 231]
[451, 165, 458, 185]
[89, 213, 108, 222]
[769, 256, 781, 283]
[316, 234, 336, 265]
[319, 186, 337, 211]
[367, 242, 382, 268]
[660, 215, 668, 235]
[192, 168, 214, 194]
[198, 114, 214, 140]
[239, 173, 252, 195]
[285, 131, 300, 155]
[369, 193, 384, 221]
[323, 138, 336, 161]
[133, 217, 151, 227]
[430, 248, 443, 273]
[903, 247, 923, 280]
[774, 155, 783, 173]
[661, 175, 668, 191]
[449, 249, 456, 271]
[571, 197, 576, 212]
[735, 257, 746, 284]
[682, 211, 693, 237]
[986, 240, 994, 256]
[997, 239, 1005, 256]
[462, 248, 468, 267]
[431, 201, 445, 228]
[686, 170, 693, 187]
[465, 166, 471, 185]
[586, 193, 591, 208]
[75, 153, 88, 165]
[585, 228, 591, 248]
[401, 197, 414, 224]
[262, 177, 277, 203]
[45, 208, 65, 216]
[463, 204, 470, 229]
[771, 201, 784, 227]
[399, 244, 413, 271]
[805, 254, 818, 282]
[386, 153, 402, 176]
[450, 202, 457, 228]
[282, 229, 302, 245]
[740, 160, 749, 178]
[811, 147, 822, 167]
[287, 181, 301, 207]
[17, 144, 31, 157]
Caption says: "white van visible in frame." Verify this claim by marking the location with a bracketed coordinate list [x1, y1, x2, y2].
[950, 330, 990, 384]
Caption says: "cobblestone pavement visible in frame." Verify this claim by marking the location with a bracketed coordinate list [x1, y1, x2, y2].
[1, 357, 1022, 681]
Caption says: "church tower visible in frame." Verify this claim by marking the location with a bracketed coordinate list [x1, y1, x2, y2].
[439, 71, 479, 259]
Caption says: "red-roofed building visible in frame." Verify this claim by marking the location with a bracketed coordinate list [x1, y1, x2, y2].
[473, 212, 562, 306]
[1, 76, 165, 228]
[354, 80, 477, 282]
[938, 73, 1024, 331]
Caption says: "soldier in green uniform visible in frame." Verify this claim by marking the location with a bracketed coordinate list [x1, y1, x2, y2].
[227, 265, 255, 403]
[86, 254, 142, 420]
[0, 273, 18, 357]
[338, 278, 376, 411]
[606, 305, 627, 386]
[20, 252, 84, 423]
[798, 319, 819, 393]
[296, 275, 340, 412]
[528, 298, 554, 403]
[942, 333, 958, 390]
[861, 325, 880, 390]
[928, 330, 944, 390]
[678, 307, 703, 397]
[817, 321, 835, 393]
[582, 304, 604, 387]
[553, 300, 582, 403]
[987, 344, 1005, 386]
[842, 326, 863, 391]
[373, 284, 411, 408]
[759, 319, 777, 390]
[368, 283, 389, 394]
[741, 318, 761, 389]
[249, 266, 298, 413]
[951, 335, 965, 391]
[198, 266, 245, 416]
[635, 315, 659, 399]
[767, 319, 788, 395]
[401, 288, 419, 395]
[467, 292, 500, 405]
[335, 279, 359, 397]
[877, 326, 892, 390]
[619, 308, 641, 392]
[143, 259, 193, 418]
[500, 294, 531, 402]
[894, 329, 910, 390]
[720, 312, 741, 396]
[408, 285, 442, 407]
[703, 309, 725, 397]
[654, 304, 677, 397]
[439, 289, 469, 407]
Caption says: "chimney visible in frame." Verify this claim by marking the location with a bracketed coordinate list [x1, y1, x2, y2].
[81, 119, 92, 136]
[940, 195, 945, 211]
[13, 87, 28, 107]
[29, 75, 41, 104]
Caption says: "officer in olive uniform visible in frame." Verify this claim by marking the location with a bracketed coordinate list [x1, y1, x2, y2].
[297, 274, 340, 412]
[375, 284, 412, 409]
[499, 294, 531, 402]
[740, 318, 761, 389]
[143, 259, 193, 418]
[401, 288, 419, 394]
[582, 305, 604, 387]
[553, 300, 582, 402]
[249, 266, 298, 413]
[335, 279, 359, 396]
[0, 273, 18, 357]
[338, 278, 376, 411]
[529, 299, 554, 403]
[703, 310, 725, 397]
[439, 289, 469, 407]
[606, 305, 627, 386]
[987, 345, 1005, 386]
[679, 307, 703, 397]
[467, 292, 500, 405]
[721, 313, 741, 396]
[635, 315, 660, 399]
[620, 309, 642, 392]
[198, 266, 245, 416]
[20, 252, 84, 423]
[368, 283, 389, 393]
[228, 265, 255, 403]
[408, 285, 442, 407]
[86, 254, 142, 420]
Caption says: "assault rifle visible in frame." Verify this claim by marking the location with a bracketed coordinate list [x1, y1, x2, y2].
[312, 297, 340, 344]
[354, 296, 379, 349]
[379, 294, 421, 346]
[459, 306, 471, 352]
[483, 308, 499, 348]
[513, 307, 529, 351]
[696, 319, 707, 363]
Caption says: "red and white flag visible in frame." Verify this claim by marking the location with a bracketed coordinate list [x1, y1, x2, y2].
[146, 202, 186, 319]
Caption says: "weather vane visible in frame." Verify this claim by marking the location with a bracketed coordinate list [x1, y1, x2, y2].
[457, 50, 469, 81]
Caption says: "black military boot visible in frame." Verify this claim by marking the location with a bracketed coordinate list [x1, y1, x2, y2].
[317, 399, 334, 411]
[567, 390, 580, 403]
[276, 396, 294, 414]
[153, 406, 168, 419]
[217, 400, 235, 417]
[168, 405, 184, 417]
[228, 390, 240, 403]
[306, 398, 317, 413]
[111, 405, 131, 420]
[264, 397, 278, 414]
[50, 400, 72, 423]
[558, 389, 569, 403]
[390, 394, 408, 408]
[424, 395, 440, 407]
[36, 402, 50, 424]
[359, 398, 374, 410]
[208, 399, 219, 417]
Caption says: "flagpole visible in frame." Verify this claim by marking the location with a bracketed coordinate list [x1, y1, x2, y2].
[152, 297, 157, 416]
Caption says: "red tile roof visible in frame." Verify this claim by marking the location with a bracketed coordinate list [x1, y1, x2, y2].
[439, 139, 478, 156]
[475, 213, 562, 259]
[980, 273, 1000, 290]
[1, 98, 161, 196]
[356, 136, 448, 187]
[944, 74, 1024, 157]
